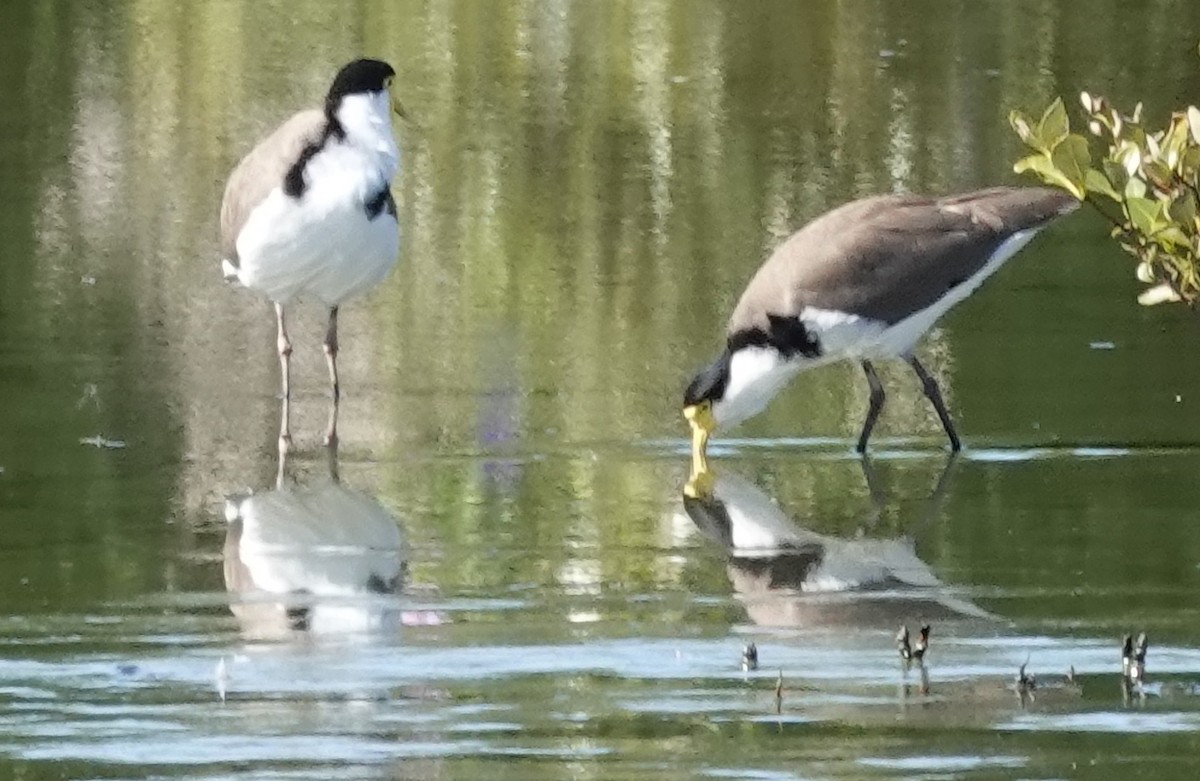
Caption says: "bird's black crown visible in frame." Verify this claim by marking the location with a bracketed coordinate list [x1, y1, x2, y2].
[326, 59, 396, 106]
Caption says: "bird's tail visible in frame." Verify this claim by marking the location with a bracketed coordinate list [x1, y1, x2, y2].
[221, 259, 240, 283]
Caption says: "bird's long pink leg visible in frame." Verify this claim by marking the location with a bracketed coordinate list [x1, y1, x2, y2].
[323, 305, 339, 448]
[276, 302, 292, 455]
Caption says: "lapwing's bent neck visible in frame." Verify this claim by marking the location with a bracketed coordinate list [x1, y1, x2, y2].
[711, 346, 808, 429]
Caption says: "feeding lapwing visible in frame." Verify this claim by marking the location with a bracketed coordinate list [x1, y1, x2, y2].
[220, 59, 404, 451]
[683, 187, 1077, 479]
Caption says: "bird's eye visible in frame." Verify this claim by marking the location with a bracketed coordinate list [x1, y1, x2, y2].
[385, 76, 394, 88]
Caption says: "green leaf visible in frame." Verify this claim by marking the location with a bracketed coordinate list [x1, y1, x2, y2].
[1144, 160, 1174, 191]
[1049, 134, 1091, 197]
[1154, 226, 1191, 249]
[1127, 196, 1161, 235]
[1102, 159, 1129, 193]
[1125, 177, 1147, 200]
[1037, 97, 1071, 149]
[1169, 190, 1197, 226]
[1084, 168, 1121, 201]
[1181, 147, 1200, 180]
[1013, 153, 1084, 198]
[1163, 115, 1190, 169]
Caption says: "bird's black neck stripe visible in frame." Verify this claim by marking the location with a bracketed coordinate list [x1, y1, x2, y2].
[282, 115, 394, 221]
[282, 118, 345, 199]
[728, 315, 822, 359]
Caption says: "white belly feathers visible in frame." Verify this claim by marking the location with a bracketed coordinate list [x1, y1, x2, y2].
[234, 141, 399, 306]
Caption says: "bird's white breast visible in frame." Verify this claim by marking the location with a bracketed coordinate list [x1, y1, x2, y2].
[233, 92, 401, 306]
[712, 347, 804, 428]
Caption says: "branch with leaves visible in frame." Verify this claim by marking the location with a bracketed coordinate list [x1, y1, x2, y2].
[1010, 94, 1200, 306]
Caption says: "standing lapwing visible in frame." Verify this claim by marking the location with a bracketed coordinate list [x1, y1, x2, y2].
[220, 59, 403, 451]
[683, 187, 1077, 478]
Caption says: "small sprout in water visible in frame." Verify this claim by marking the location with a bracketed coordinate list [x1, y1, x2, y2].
[742, 642, 758, 671]
[897, 624, 912, 663]
[912, 624, 931, 663]
[1123, 632, 1149, 685]
[1017, 658, 1037, 705]
[216, 657, 230, 703]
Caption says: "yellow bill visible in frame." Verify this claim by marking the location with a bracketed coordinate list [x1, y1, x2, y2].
[683, 401, 716, 486]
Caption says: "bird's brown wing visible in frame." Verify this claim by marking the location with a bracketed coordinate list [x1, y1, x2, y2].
[728, 187, 1077, 335]
[219, 109, 327, 262]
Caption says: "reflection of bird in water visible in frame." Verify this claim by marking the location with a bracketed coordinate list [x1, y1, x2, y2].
[678, 462, 991, 627]
[223, 446, 406, 639]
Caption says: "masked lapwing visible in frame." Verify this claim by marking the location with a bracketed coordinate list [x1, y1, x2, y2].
[683, 187, 1077, 476]
[220, 58, 403, 451]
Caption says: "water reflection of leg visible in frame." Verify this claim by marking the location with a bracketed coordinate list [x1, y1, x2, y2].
[323, 306, 340, 448]
[858, 454, 886, 529]
[275, 302, 292, 453]
[913, 453, 959, 537]
[274, 426, 290, 490]
[325, 430, 340, 484]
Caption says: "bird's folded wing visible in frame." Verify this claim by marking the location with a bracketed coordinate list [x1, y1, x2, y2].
[729, 188, 1075, 331]
[219, 110, 328, 262]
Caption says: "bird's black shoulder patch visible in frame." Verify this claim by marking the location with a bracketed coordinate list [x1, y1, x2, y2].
[365, 187, 396, 220]
[728, 315, 822, 359]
